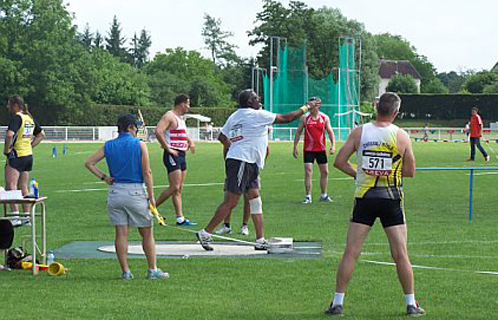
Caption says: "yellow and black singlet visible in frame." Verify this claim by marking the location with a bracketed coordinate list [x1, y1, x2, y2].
[355, 122, 403, 200]
[8, 112, 42, 157]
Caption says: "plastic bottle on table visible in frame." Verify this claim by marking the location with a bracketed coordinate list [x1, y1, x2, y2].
[33, 179, 39, 198]
[29, 177, 39, 198]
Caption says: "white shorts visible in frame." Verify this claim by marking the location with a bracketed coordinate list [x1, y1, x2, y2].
[106, 183, 153, 227]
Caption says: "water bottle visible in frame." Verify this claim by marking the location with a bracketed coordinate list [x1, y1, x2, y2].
[47, 249, 55, 264]
[29, 177, 39, 198]
[29, 177, 37, 197]
[33, 179, 39, 198]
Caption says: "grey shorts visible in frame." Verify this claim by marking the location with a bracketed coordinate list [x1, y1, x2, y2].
[106, 183, 153, 227]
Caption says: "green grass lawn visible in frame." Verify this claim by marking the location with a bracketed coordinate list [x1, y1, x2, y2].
[1, 141, 497, 319]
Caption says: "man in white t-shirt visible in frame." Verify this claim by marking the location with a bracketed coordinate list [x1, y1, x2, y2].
[196, 89, 318, 251]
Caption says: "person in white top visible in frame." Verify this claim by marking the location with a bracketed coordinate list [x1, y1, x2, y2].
[196, 89, 318, 251]
[154, 94, 197, 226]
[325, 92, 424, 317]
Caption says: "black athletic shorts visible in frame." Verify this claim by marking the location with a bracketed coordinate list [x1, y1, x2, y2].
[304, 150, 327, 164]
[8, 155, 33, 172]
[224, 159, 259, 195]
[351, 198, 405, 228]
[163, 150, 187, 173]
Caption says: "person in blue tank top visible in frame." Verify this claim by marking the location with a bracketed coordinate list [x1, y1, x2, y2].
[85, 114, 168, 280]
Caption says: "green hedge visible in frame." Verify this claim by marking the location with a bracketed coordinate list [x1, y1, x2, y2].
[398, 94, 498, 123]
[0, 105, 237, 126]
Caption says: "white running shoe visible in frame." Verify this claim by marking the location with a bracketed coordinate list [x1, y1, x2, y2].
[240, 225, 249, 236]
[10, 218, 22, 227]
[255, 238, 269, 251]
[302, 197, 312, 204]
[320, 195, 333, 202]
[215, 225, 231, 234]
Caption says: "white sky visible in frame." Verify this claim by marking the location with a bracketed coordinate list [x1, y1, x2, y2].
[67, 0, 498, 73]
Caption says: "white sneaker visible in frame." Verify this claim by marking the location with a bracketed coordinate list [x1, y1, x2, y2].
[240, 225, 249, 236]
[10, 217, 22, 227]
[215, 225, 231, 234]
[320, 195, 333, 202]
[255, 238, 269, 251]
[302, 197, 312, 204]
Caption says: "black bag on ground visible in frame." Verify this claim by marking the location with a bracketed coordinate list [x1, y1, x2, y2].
[6, 247, 37, 269]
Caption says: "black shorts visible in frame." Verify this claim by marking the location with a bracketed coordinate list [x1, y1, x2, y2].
[304, 151, 327, 164]
[8, 155, 33, 172]
[224, 159, 259, 195]
[351, 198, 405, 228]
[163, 150, 187, 174]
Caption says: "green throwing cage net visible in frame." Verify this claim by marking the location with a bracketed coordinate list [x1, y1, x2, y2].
[262, 38, 360, 140]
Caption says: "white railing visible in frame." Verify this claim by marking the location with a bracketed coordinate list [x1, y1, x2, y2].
[0, 126, 496, 142]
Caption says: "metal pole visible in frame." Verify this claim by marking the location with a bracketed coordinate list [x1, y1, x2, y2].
[469, 168, 474, 222]
[269, 37, 274, 113]
[251, 67, 255, 91]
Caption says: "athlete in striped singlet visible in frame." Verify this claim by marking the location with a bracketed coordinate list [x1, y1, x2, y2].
[154, 94, 197, 226]
[325, 92, 425, 317]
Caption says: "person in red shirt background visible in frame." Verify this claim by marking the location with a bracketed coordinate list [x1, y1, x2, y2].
[467, 106, 490, 162]
[293, 97, 336, 203]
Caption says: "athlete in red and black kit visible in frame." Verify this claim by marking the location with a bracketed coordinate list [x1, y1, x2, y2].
[293, 97, 336, 203]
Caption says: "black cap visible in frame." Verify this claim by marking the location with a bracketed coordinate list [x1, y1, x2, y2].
[116, 114, 138, 128]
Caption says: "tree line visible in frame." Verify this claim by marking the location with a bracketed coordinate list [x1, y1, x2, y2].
[1, 0, 496, 125]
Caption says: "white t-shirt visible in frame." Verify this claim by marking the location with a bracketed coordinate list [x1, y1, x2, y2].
[221, 108, 277, 169]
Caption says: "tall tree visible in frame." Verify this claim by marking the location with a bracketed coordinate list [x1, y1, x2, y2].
[105, 15, 127, 61]
[374, 33, 437, 93]
[437, 70, 472, 93]
[202, 13, 238, 67]
[130, 29, 151, 68]
[248, 1, 378, 100]
[94, 30, 104, 49]
[78, 23, 93, 50]
[146, 47, 232, 107]
[462, 70, 498, 93]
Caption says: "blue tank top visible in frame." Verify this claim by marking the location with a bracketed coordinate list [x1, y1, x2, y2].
[104, 133, 143, 183]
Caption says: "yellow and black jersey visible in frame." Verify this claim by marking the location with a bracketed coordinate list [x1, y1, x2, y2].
[355, 122, 403, 200]
[8, 112, 42, 157]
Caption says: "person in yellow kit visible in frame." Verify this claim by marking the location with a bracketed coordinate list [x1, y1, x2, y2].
[3, 95, 45, 226]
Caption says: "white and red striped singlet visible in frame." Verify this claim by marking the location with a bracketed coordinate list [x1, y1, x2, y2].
[304, 112, 327, 152]
[165, 111, 188, 151]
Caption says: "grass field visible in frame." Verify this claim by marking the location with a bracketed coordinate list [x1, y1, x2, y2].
[1, 141, 497, 320]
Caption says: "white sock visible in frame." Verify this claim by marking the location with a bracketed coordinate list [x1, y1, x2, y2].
[332, 292, 345, 307]
[405, 293, 416, 306]
[11, 211, 19, 217]
[256, 237, 265, 243]
[321, 193, 327, 198]
[305, 195, 311, 199]
[176, 215, 185, 223]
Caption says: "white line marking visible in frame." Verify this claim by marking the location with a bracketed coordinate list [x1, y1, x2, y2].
[465, 172, 498, 176]
[361, 259, 498, 275]
[366, 239, 498, 246]
[56, 182, 224, 193]
[295, 177, 352, 182]
[358, 252, 498, 259]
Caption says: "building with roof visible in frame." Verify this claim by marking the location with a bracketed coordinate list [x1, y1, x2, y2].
[378, 59, 421, 97]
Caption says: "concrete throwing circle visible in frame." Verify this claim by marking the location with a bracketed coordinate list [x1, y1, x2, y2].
[98, 242, 267, 257]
